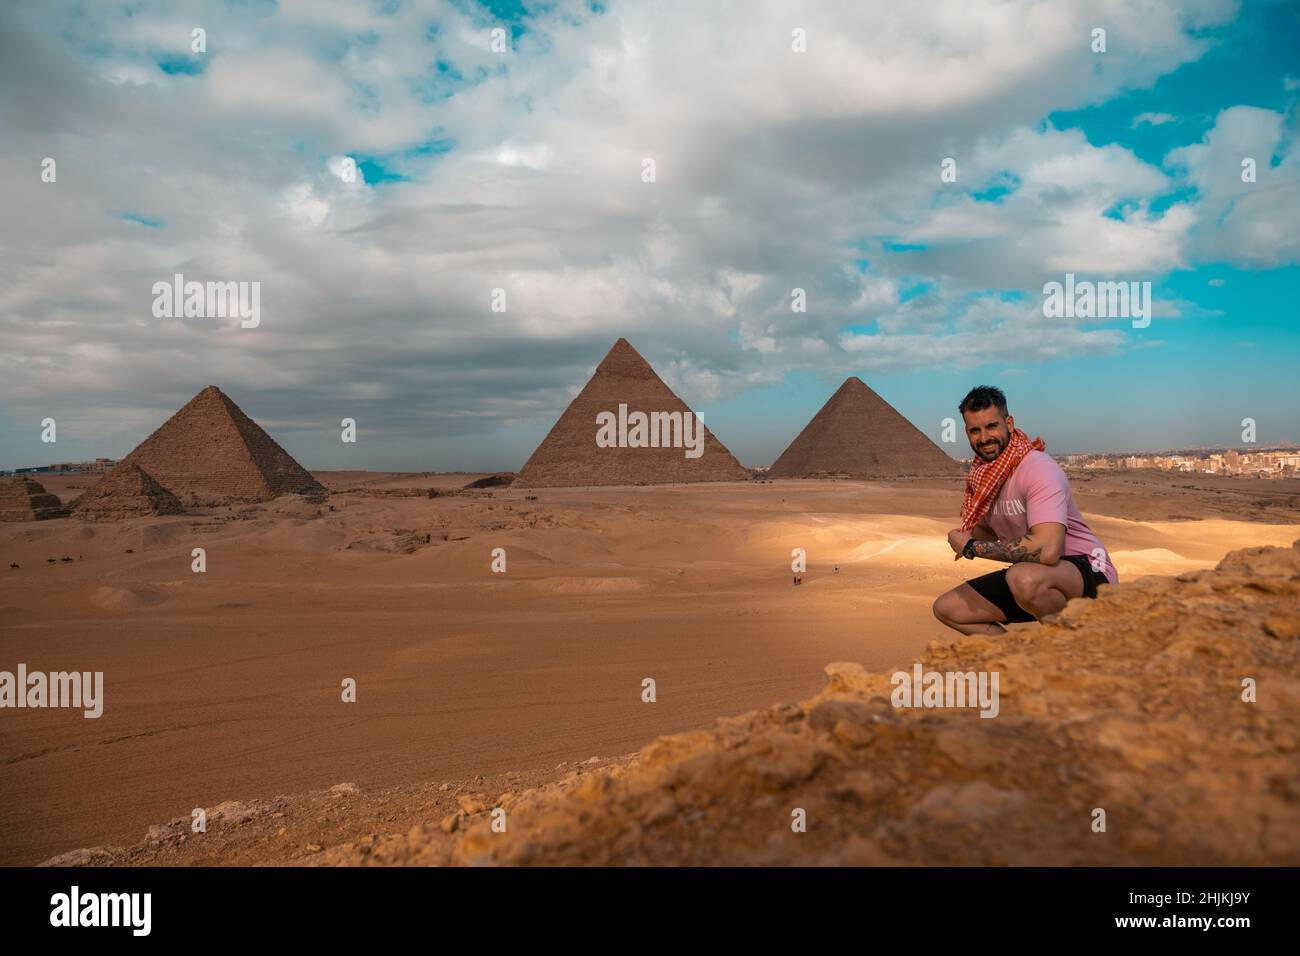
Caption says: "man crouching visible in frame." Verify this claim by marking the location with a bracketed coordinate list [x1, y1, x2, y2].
[934, 386, 1116, 634]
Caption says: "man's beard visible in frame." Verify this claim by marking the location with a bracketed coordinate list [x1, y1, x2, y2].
[974, 435, 1007, 462]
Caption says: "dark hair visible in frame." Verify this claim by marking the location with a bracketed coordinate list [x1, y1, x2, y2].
[959, 385, 1008, 417]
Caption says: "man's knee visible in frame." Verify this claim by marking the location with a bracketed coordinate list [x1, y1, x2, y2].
[932, 590, 959, 623]
[1005, 565, 1041, 606]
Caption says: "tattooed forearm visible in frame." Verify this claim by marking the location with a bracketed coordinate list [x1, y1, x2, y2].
[972, 537, 1043, 564]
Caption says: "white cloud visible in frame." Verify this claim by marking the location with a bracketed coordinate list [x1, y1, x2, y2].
[1132, 112, 1176, 128]
[0, 0, 1270, 468]
[281, 184, 330, 228]
[327, 156, 364, 185]
[491, 142, 557, 170]
[1167, 105, 1300, 267]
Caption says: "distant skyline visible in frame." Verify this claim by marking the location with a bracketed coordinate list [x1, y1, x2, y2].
[16, 438, 1300, 473]
[5, 373, 1296, 472]
[2, 0, 1299, 472]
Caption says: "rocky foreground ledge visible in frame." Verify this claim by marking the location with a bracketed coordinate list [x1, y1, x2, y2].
[46, 540, 1300, 866]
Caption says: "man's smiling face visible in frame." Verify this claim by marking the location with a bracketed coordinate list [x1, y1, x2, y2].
[963, 406, 1015, 463]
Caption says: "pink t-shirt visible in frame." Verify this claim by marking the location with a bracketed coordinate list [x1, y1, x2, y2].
[980, 450, 1118, 584]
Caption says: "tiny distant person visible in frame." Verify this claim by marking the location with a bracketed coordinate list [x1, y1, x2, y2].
[933, 386, 1116, 633]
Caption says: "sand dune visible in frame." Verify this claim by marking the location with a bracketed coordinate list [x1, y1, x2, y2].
[88, 585, 168, 611]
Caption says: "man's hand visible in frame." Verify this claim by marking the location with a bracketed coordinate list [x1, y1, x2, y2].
[947, 528, 968, 555]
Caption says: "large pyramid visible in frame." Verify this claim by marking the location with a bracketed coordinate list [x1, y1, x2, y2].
[72, 462, 186, 521]
[768, 377, 962, 478]
[515, 339, 750, 487]
[118, 386, 325, 503]
[0, 477, 65, 521]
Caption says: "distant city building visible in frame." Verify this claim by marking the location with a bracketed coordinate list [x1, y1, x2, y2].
[1063, 448, 1297, 479]
[11, 458, 117, 475]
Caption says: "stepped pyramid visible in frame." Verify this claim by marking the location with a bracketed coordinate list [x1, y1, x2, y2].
[0, 477, 66, 521]
[768, 377, 961, 478]
[72, 462, 186, 520]
[515, 339, 750, 487]
[118, 386, 325, 503]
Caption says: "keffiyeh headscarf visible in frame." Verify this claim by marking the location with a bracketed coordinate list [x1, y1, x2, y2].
[957, 427, 1046, 533]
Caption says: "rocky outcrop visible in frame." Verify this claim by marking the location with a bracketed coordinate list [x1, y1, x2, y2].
[464, 473, 515, 489]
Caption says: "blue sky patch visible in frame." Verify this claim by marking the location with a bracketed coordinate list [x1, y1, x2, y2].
[120, 212, 163, 228]
[157, 54, 205, 76]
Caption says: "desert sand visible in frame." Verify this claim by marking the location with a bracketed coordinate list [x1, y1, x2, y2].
[2, 470, 1298, 865]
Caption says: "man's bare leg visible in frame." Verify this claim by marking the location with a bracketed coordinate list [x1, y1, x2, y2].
[932, 583, 1008, 635]
[1004, 562, 1085, 622]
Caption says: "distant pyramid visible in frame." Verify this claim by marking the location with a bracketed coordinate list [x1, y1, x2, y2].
[72, 462, 186, 521]
[768, 377, 961, 478]
[515, 339, 750, 487]
[0, 477, 65, 522]
[119, 386, 325, 503]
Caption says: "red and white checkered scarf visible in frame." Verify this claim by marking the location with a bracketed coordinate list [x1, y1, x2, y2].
[958, 427, 1046, 534]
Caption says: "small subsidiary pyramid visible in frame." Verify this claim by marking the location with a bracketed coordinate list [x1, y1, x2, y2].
[72, 462, 186, 521]
[0, 477, 66, 521]
[118, 386, 326, 503]
[768, 377, 961, 478]
[515, 339, 750, 487]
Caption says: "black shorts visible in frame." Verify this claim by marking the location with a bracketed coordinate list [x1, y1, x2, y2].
[965, 554, 1110, 624]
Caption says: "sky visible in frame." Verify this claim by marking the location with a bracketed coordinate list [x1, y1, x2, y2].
[1, 0, 1298, 472]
